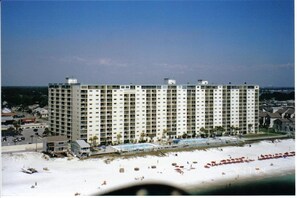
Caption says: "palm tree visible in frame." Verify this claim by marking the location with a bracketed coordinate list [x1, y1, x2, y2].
[43, 128, 50, 137]
[147, 133, 155, 142]
[205, 128, 211, 138]
[89, 137, 93, 145]
[209, 128, 215, 138]
[248, 124, 253, 134]
[162, 129, 168, 138]
[182, 132, 187, 139]
[101, 137, 107, 145]
[254, 123, 259, 134]
[230, 126, 240, 136]
[18, 128, 23, 135]
[93, 136, 99, 146]
[221, 127, 226, 136]
[232, 126, 240, 136]
[214, 126, 225, 136]
[140, 131, 146, 143]
[116, 133, 122, 144]
[230, 126, 235, 136]
[200, 127, 206, 138]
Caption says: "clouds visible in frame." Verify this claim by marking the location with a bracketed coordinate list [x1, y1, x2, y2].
[59, 56, 128, 68]
[274, 63, 294, 69]
[234, 63, 295, 71]
[74, 59, 294, 86]
[153, 63, 190, 74]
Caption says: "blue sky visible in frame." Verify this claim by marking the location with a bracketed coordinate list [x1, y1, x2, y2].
[2, 0, 294, 87]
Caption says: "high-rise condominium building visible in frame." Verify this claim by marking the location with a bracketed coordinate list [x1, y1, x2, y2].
[49, 78, 259, 144]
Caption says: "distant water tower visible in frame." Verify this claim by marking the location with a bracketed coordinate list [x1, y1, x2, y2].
[164, 78, 176, 85]
[66, 77, 78, 84]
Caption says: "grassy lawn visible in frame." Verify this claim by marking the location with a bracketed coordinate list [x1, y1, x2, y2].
[243, 132, 285, 138]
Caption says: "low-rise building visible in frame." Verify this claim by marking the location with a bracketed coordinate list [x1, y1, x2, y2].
[71, 140, 91, 158]
[275, 107, 295, 118]
[33, 107, 49, 118]
[266, 112, 282, 128]
[259, 112, 268, 127]
[259, 107, 295, 129]
[273, 118, 295, 133]
[2, 108, 12, 113]
[28, 104, 39, 111]
[43, 136, 69, 155]
[20, 123, 49, 130]
[1, 116, 15, 125]
[20, 117, 36, 124]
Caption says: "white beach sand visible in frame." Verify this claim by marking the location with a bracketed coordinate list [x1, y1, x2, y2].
[1, 139, 295, 196]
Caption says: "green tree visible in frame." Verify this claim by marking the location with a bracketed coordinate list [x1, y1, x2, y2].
[33, 128, 39, 136]
[147, 133, 155, 142]
[236, 127, 241, 135]
[248, 124, 253, 134]
[214, 126, 225, 136]
[230, 126, 235, 136]
[50, 131, 56, 136]
[93, 136, 99, 146]
[13, 121, 20, 132]
[2, 87, 48, 108]
[200, 127, 206, 137]
[42, 128, 51, 137]
[182, 132, 187, 139]
[209, 128, 215, 138]
[139, 131, 146, 143]
[231, 126, 240, 136]
[204, 128, 210, 138]
[101, 137, 107, 145]
[162, 129, 168, 138]
[89, 137, 93, 145]
[116, 133, 122, 144]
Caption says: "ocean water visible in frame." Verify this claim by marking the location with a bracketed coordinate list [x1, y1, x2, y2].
[193, 173, 295, 195]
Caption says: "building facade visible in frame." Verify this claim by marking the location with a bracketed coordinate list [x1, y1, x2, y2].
[49, 78, 259, 144]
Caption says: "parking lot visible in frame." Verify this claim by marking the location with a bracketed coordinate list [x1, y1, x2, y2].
[2, 128, 44, 146]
